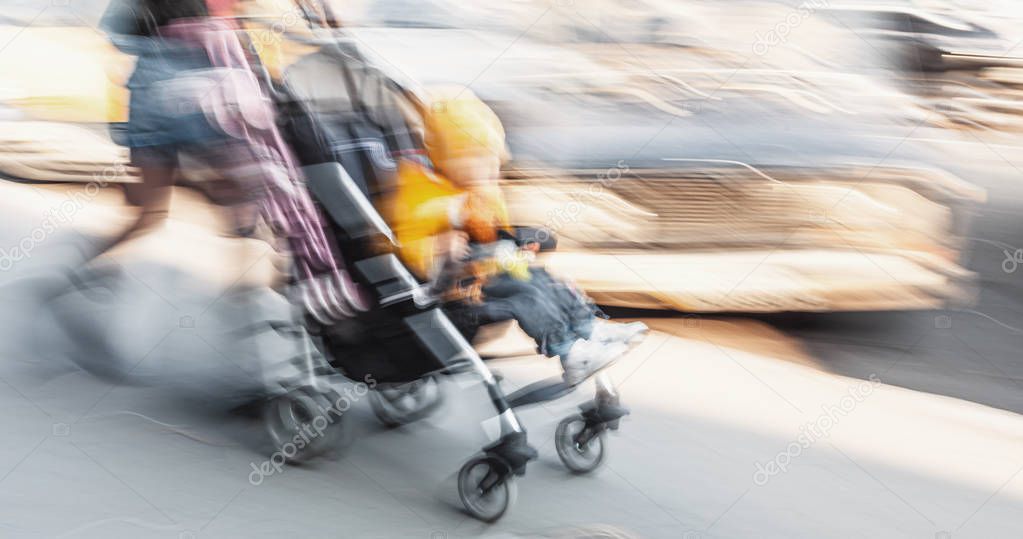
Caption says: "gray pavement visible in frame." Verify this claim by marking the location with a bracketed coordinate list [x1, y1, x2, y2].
[0, 194, 1020, 538]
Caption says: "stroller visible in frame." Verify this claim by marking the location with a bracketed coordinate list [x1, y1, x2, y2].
[268, 12, 634, 522]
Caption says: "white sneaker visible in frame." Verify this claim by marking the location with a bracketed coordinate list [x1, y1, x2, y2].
[561, 338, 628, 386]
[591, 320, 649, 345]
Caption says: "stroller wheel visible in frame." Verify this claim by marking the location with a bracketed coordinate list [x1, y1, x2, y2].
[264, 387, 349, 463]
[555, 415, 607, 474]
[369, 376, 444, 428]
[457, 455, 516, 522]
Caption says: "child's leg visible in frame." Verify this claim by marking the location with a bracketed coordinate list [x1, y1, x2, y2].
[479, 274, 577, 357]
[527, 268, 599, 338]
[528, 267, 648, 346]
[479, 273, 629, 385]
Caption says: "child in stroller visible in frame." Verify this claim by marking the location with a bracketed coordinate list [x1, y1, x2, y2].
[387, 87, 648, 385]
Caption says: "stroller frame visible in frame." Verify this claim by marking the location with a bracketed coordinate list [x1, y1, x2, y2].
[267, 19, 631, 519]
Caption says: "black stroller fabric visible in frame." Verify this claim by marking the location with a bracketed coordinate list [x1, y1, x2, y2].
[279, 41, 423, 201]
[278, 41, 450, 383]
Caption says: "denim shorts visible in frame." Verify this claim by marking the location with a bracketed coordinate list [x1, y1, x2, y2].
[120, 39, 223, 162]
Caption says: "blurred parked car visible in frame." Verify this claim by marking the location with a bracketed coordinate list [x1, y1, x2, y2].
[0, 0, 988, 313]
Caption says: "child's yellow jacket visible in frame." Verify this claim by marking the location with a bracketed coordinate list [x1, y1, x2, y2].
[387, 161, 513, 281]
[388, 161, 464, 279]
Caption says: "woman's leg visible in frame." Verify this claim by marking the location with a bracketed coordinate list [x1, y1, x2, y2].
[85, 146, 176, 262]
[31, 153, 176, 318]
[103, 169, 174, 252]
[42, 148, 177, 302]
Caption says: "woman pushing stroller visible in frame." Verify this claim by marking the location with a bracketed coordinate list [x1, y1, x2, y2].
[387, 88, 647, 385]
[98, 0, 364, 324]
[90, 2, 637, 519]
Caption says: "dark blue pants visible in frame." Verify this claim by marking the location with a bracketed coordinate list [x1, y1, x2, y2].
[451, 269, 596, 357]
